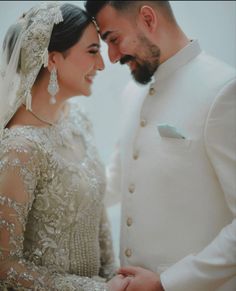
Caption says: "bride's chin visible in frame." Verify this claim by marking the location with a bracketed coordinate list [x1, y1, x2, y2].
[82, 88, 92, 97]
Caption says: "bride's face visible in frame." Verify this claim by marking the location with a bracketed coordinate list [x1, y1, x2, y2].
[55, 23, 104, 97]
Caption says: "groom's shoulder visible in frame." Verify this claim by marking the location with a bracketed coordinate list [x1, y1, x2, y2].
[197, 51, 235, 79]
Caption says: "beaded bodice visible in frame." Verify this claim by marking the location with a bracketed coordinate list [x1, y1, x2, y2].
[0, 101, 115, 290]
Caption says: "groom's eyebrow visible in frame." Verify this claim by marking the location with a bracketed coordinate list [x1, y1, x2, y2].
[101, 31, 112, 41]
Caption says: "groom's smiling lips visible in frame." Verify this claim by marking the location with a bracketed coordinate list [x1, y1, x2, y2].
[120, 55, 134, 65]
[127, 61, 137, 72]
[120, 55, 138, 72]
[119, 55, 139, 73]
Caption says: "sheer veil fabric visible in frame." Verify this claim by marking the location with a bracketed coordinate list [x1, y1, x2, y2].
[0, 1, 63, 137]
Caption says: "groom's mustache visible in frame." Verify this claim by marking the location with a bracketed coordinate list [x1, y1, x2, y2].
[120, 55, 135, 65]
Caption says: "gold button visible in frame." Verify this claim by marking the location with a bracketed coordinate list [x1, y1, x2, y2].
[125, 248, 132, 257]
[128, 184, 135, 193]
[127, 217, 133, 226]
[149, 87, 155, 95]
[140, 119, 147, 127]
[133, 150, 139, 160]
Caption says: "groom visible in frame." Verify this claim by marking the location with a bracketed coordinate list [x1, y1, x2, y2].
[85, 1, 236, 290]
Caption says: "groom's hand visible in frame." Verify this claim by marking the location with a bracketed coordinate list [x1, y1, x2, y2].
[107, 274, 131, 291]
[118, 266, 164, 291]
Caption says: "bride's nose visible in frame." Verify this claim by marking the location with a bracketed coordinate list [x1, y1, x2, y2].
[96, 53, 105, 71]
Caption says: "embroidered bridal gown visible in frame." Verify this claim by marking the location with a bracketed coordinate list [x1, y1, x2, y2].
[0, 101, 115, 290]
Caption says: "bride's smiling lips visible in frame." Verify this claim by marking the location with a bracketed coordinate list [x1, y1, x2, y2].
[85, 73, 96, 84]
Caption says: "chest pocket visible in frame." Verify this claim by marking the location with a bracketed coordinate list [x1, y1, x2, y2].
[159, 136, 192, 151]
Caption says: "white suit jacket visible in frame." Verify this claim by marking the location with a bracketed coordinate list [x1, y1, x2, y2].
[106, 40, 236, 291]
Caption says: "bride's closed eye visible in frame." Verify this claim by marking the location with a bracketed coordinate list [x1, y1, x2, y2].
[88, 49, 99, 55]
[87, 43, 100, 55]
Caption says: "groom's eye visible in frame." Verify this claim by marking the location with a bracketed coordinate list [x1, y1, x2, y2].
[109, 37, 118, 44]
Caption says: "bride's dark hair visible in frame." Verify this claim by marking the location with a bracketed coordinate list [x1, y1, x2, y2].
[49, 3, 92, 53]
[3, 3, 92, 72]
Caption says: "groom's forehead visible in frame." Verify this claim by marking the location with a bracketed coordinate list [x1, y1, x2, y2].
[96, 6, 131, 39]
[96, 5, 119, 28]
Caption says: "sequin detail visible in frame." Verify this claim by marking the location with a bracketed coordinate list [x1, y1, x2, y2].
[0, 101, 115, 290]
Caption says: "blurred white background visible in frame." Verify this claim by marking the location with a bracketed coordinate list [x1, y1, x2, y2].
[0, 1, 235, 264]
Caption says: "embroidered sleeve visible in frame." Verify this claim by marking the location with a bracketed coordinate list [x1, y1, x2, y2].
[99, 205, 116, 280]
[0, 139, 108, 290]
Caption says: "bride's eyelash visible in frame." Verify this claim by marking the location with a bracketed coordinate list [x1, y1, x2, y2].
[89, 50, 98, 54]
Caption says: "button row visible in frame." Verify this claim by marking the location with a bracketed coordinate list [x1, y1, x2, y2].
[125, 248, 132, 257]
[126, 217, 133, 226]
[149, 87, 155, 95]
[128, 184, 135, 193]
[133, 150, 139, 160]
[140, 118, 147, 127]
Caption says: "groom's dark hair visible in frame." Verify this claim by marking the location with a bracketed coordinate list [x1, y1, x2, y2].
[85, 1, 176, 23]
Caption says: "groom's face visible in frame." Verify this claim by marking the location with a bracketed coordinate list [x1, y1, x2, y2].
[96, 5, 160, 85]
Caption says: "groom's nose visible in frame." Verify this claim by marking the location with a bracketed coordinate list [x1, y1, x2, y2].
[108, 45, 121, 64]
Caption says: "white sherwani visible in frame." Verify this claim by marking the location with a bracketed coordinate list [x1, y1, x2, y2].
[106, 40, 236, 290]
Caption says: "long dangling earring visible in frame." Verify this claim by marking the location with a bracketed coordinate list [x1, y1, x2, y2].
[47, 67, 59, 104]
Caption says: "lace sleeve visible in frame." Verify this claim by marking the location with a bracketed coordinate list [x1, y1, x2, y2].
[0, 139, 108, 291]
[99, 205, 116, 281]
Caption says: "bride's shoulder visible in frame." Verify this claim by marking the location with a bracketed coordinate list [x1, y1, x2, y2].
[1, 126, 41, 156]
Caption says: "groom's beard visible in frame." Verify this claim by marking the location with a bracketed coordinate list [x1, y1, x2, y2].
[120, 36, 161, 85]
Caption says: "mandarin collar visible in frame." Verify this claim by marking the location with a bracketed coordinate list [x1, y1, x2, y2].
[152, 39, 202, 84]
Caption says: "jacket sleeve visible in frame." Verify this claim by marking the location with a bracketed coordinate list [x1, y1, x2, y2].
[0, 139, 108, 291]
[160, 79, 236, 291]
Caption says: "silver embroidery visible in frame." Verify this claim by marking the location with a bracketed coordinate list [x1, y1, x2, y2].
[0, 102, 114, 290]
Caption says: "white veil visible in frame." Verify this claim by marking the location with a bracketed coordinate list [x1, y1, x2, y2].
[0, 1, 63, 137]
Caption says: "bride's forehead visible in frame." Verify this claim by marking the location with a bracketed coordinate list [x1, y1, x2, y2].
[79, 24, 100, 43]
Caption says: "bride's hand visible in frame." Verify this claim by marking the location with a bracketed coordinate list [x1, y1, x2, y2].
[107, 274, 131, 291]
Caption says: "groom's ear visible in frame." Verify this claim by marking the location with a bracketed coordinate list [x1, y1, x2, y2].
[138, 5, 158, 33]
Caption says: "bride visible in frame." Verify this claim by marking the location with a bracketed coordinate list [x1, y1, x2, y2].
[0, 2, 130, 290]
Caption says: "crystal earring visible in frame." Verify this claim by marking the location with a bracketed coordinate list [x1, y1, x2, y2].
[47, 67, 59, 104]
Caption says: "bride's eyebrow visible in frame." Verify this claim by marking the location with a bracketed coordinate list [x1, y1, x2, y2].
[87, 43, 100, 49]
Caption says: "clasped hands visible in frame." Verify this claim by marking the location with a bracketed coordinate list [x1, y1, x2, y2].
[107, 266, 164, 291]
